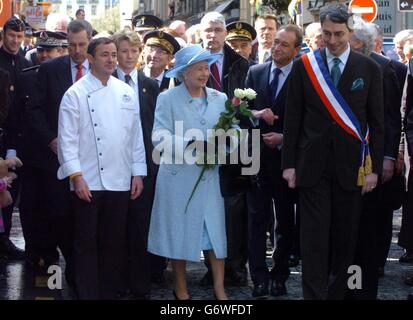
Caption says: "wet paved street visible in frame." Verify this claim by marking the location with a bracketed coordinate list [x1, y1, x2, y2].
[1, 209, 412, 300]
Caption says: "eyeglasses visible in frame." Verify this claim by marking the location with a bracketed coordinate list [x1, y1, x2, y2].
[144, 46, 168, 56]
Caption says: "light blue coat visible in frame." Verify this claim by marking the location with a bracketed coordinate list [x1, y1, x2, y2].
[147, 84, 227, 262]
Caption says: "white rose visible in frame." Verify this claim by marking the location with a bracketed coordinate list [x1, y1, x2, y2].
[234, 88, 246, 99]
[244, 88, 257, 100]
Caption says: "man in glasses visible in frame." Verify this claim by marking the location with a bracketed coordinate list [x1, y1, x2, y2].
[0, 16, 32, 261]
[142, 30, 180, 92]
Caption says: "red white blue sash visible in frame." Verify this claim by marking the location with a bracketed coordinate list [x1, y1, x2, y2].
[301, 49, 371, 186]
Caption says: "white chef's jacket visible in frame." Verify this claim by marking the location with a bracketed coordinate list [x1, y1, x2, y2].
[57, 73, 147, 191]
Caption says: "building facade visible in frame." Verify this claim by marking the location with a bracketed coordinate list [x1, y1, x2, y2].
[50, 0, 119, 19]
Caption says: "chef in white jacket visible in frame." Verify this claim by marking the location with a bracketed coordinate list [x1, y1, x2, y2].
[57, 37, 147, 300]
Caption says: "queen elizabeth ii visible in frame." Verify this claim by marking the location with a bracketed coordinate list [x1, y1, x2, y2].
[147, 44, 228, 300]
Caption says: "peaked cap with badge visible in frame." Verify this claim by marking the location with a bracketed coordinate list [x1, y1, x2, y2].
[132, 14, 163, 32]
[226, 21, 257, 42]
[143, 30, 180, 55]
[34, 30, 67, 48]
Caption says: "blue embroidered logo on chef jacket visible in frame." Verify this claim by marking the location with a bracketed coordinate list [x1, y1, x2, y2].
[122, 94, 132, 103]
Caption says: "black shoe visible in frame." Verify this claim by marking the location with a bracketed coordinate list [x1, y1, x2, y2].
[378, 267, 385, 277]
[288, 255, 300, 268]
[24, 251, 42, 269]
[199, 270, 213, 287]
[251, 282, 269, 298]
[115, 290, 132, 300]
[404, 276, 413, 286]
[270, 280, 287, 297]
[399, 251, 413, 264]
[225, 269, 248, 286]
[0, 238, 25, 260]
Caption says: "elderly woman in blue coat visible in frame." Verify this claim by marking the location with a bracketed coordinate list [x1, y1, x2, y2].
[148, 45, 228, 300]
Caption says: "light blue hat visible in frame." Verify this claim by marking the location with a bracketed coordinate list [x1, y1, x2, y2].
[165, 44, 222, 78]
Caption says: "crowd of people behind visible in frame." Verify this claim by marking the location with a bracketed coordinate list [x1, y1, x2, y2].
[0, 3, 413, 300]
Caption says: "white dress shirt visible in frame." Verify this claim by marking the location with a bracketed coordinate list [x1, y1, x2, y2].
[143, 66, 164, 87]
[213, 48, 224, 80]
[116, 67, 141, 112]
[325, 44, 351, 74]
[268, 60, 294, 98]
[258, 48, 271, 64]
[70, 58, 90, 84]
[57, 73, 147, 191]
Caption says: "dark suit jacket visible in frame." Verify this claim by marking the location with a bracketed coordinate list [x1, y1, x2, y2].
[245, 61, 290, 183]
[207, 45, 250, 195]
[207, 44, 250, 99]
[113, 69, 160, 181]
[391, 59, 408, 97]
[370, 52, 401, 160]
[405, 60, 413, 155]
[28, 55, 73, 173]
[282, 49, 385, 191]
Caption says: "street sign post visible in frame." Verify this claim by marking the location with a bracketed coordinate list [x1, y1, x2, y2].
[399, 0, 413, 12]
[349, 0, 378, 23]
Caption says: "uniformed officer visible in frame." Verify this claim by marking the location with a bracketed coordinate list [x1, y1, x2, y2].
[132, 14, 164, 42]
[226, 21, 257, 63]
[0, 16, 31, 260]
[16, 31, 67, 268]
[142, 30, 180, 92]
[34, 30, 66, 64]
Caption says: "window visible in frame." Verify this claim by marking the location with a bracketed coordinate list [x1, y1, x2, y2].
[91, 5, 97, 16]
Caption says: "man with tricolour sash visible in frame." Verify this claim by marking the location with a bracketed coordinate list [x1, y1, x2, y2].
[281, 3, 384, 299]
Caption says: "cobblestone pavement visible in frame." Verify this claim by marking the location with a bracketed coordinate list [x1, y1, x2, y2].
[0, 210, 412, 300]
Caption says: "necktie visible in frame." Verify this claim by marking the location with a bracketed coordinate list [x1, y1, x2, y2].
[125, 74, 132, 86]
[270, 68, 282, 103]
[330, 57, 341, 87]
[259, 50, 270, 64]
[75, 64, 84, 82]
[210, 62, 221, 91]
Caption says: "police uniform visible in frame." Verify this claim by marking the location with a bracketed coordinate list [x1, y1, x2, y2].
[16, 31, 68, 267]
[0, 17, 31, 260]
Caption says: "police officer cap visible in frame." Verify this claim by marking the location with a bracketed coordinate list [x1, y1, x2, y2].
[144, 30, 180, 55]
[3, 17, 26, 33]
[226, 21, 257, 42]
[34, 30, 66, 48]
[55, 32, 69, 48]
[132, 14, 163, 32]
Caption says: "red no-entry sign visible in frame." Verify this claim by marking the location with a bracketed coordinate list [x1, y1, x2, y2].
[349, 0, 378, 23]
